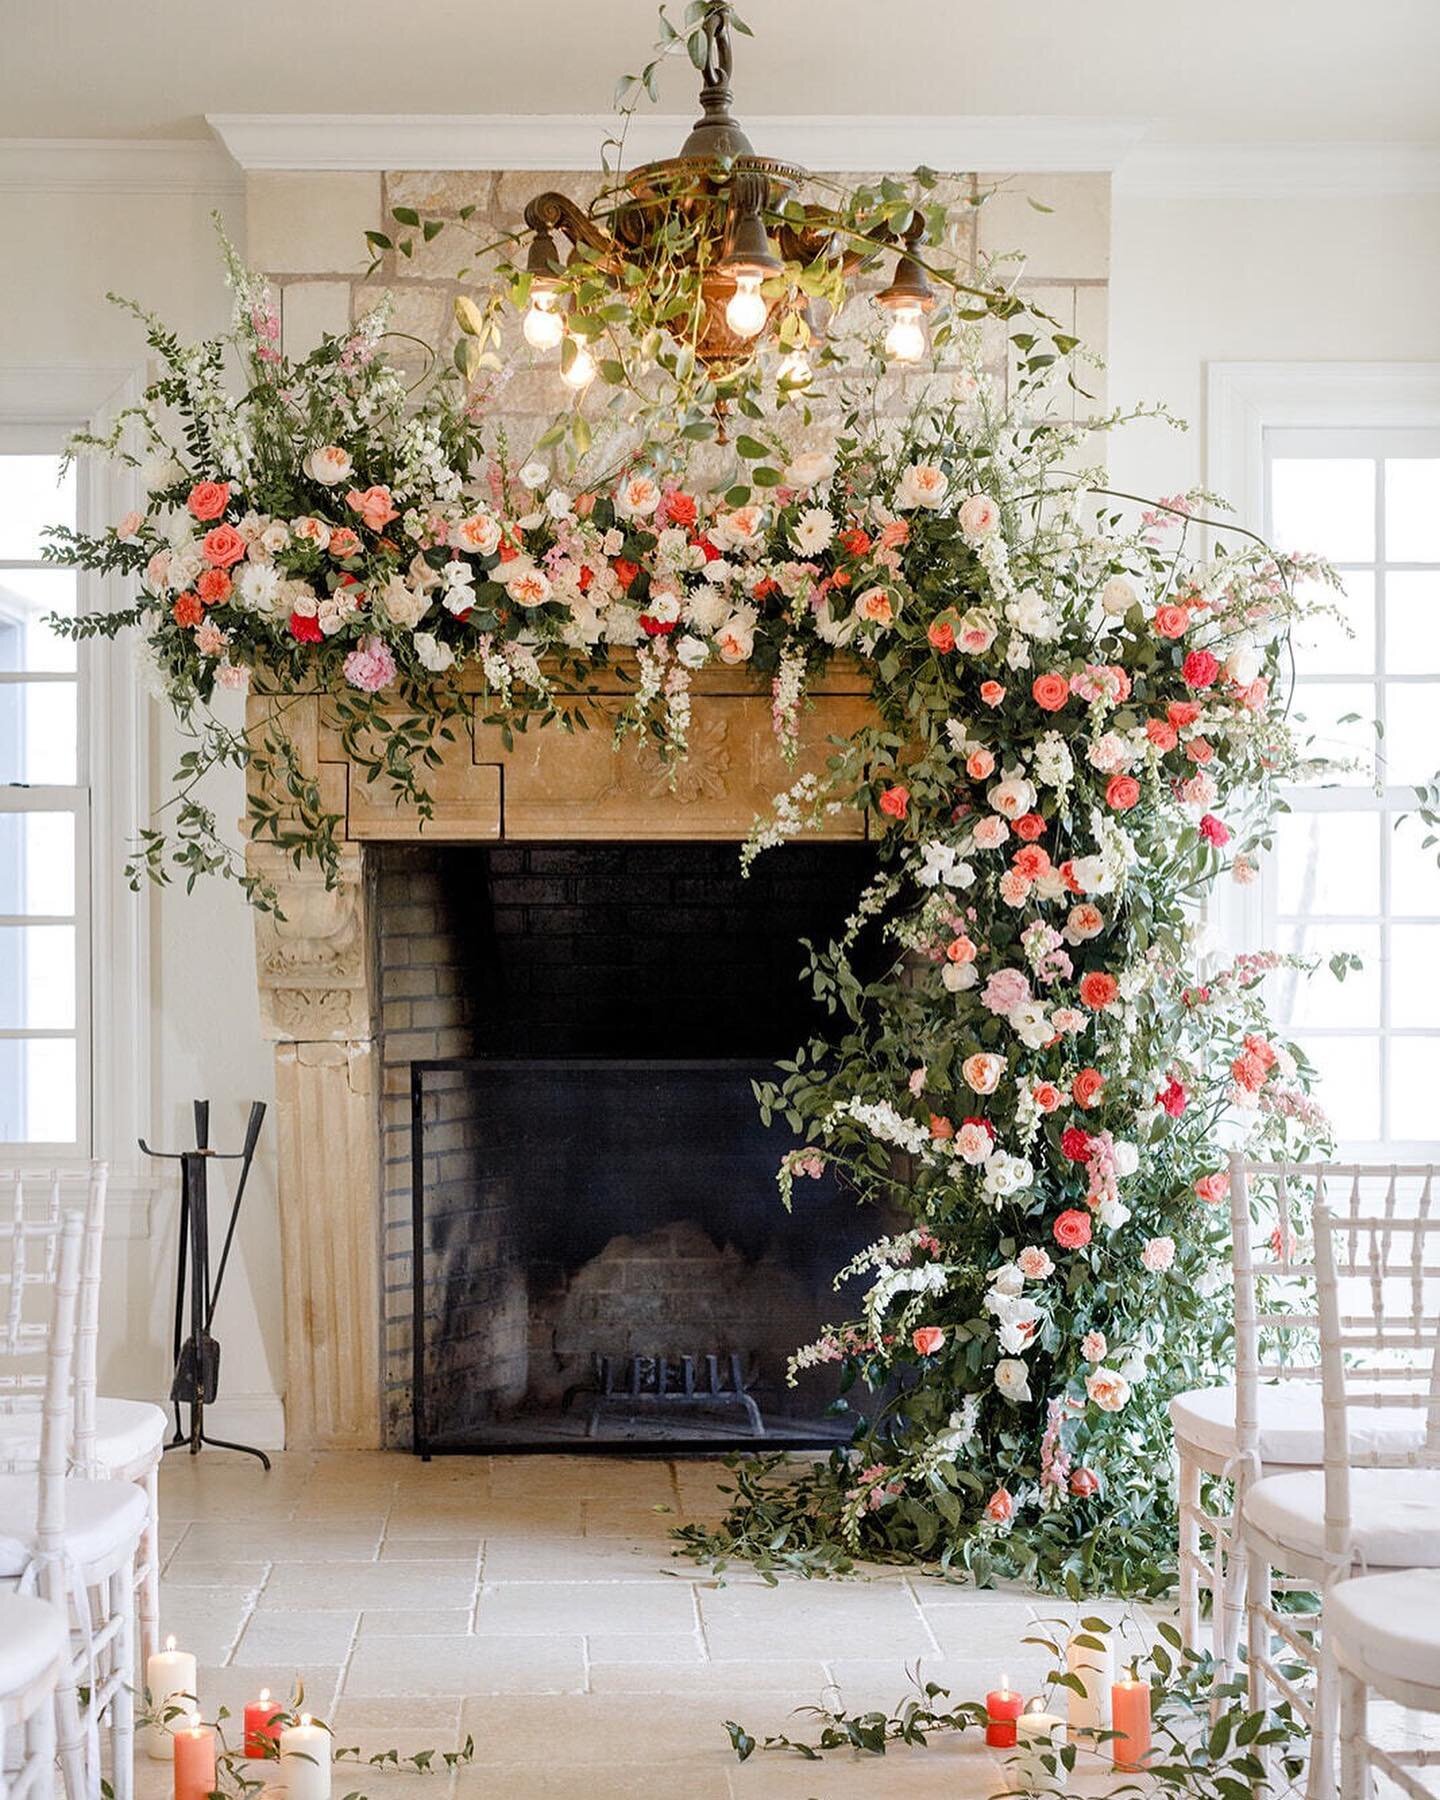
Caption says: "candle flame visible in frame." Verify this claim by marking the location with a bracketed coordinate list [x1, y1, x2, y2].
[165, 1634, 176, 1652]
[300, 1714, 312, 1728]
[259, 1688, 271, 1704]
[1001, 1671, 1010, 1692]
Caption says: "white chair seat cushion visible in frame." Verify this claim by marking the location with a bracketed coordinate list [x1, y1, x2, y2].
[0, 1474, 148, 1578]
[1244, 1467, 1440, 1567]
[0, 1397, 166, 1473]
[1329, 1569, 1440, 1689]
[1168, 1383, 1426, 1466]
[0, 1593, 67, 1693]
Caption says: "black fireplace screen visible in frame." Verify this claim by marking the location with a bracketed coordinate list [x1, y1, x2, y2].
[409, 1055, 883, 1452]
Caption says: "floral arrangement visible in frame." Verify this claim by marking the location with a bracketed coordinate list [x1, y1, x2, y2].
[49, 182, 1338, 1590]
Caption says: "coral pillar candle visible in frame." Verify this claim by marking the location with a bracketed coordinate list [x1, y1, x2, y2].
[985, 1673, 1024, 1747]
[244, 1688, 282, 1759]
[1111, 1669, 1152, 1770]
[1065, 1633, 1113, 1738]
[1015, 1705, 1068, 1793]
[172, 1717, 216, 1800]
[279, 1713, 332, 1800]
[145, 1634, 198, 1761]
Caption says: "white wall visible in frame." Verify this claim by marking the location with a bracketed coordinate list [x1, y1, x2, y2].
[0, 173, 288, 1445]
[1108, 191, 1440, 502]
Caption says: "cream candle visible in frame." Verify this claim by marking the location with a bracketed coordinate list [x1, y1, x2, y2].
[172, 1716, 216, 1800]
[279, 1713, 332, 1800]
[1065, 1632, 1113, 1739]
[1014, 1705, 1068, 1793]
[145, 1635, 198, 1762]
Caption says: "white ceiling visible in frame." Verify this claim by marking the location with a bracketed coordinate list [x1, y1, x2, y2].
[2, 0, 1438, 147]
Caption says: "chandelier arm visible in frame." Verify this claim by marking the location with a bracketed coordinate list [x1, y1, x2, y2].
[522, 192, 617, 259]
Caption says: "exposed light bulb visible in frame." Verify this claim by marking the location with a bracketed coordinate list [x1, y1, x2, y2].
[560, 342, 597, 390]
[776, 347, 812, 385]
[884, 303, 927, 365]
[725, 272, 767, 340]
[522, 291, 565, 350]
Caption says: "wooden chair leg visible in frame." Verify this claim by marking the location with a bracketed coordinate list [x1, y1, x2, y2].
[1246, 1544, 1272, 1748]
[138, 1464, 160, 1669]
[1178, 1445, 1201, 1652]
[1308, 1642, 1338, 1800]
[1338, 1667, 1368, 1800]
[1217, 1472, 1249, 1683]
[108, 1570, 133, 1800]
[50, 1669, 87, 1800]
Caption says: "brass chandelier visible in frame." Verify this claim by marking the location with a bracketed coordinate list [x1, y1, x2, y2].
[513, 0, 938, 383]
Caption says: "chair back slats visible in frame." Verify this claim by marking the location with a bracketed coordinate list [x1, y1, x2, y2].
[38, 1215, 83, 1560]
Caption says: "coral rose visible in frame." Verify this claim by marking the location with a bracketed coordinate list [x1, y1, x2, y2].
[1182, 650, 1221, 689]
[200, 524, 246, 568]
[328, 527, 362, 560]
[346, 485, 400, 532]
[983, 1486, 1015, 1525]
[1105, 774, 1141, 812]
[1079, 971, 1119, 1011]
[1013, 812, 1046, 842]
[1053, 1209, 1093, 1250]
[1194, 1171, 1229, 1205]
[1072, 1068, 1105, 1109]
[1069, 1467, 1101, 1499]
[1167, 699, 1203, 728]
[187, 481, 230, 522]
[1032, 1082, 1061, 1113]
[927, 620, 956, 653]
[912, 1326, 946, 1356]
[879, 784, 910, 821]
[965, 748, 997, 782]
[1154, 603, 1191, 639]
[979, 680, 1007, 707]
[1146, 718, 1180, 751]
[1032, 673, 1069, 712]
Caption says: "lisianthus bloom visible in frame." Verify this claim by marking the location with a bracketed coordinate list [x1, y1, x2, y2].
[1153, 603, 1190, 639]
[187, 480, 230, 521]
[1069, 1467, 1101, 1499]
[879, 784, 909, 820]
[1199, 812, 1230, 847]
[1085, 1367, 1132, 1412]
[1071, 1068, 1105, 1109]
[1078, 971, 1119, 1010]
[1183, 649, 1221, 689]
[983, 1486, 1015, 1525]
[1032, 673, 1069, 711]
[171, 592, 203, 628]
[1194, 1171, 1229, 1205]
[1105, 774, 1141, 812]
[1053, 1209, 1092, 1250]
[912, 1326, 946, 1356]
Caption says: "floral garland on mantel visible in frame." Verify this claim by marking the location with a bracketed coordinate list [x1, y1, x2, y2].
[50, 173, 1343, 1591]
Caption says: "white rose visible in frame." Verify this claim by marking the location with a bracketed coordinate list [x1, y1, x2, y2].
[413, 632, 455, 673]
[714, 610, 756, 663]
[988, 1263, 1025, 1298]
[676, 635, 711, 670]
[784, 449, 836, 490]
[896, 462, 949, 511]
[304, 445, 353, 487]
[379, 576, 430, 630]
[791, 507, 836, 556]
[941, 960, 979, 993]
[259, 521, 291, 556]
[1101, 576, 1138, 617]
[957, 493, 1000, 538]
[995, 1358, 1032, 1404]
[1225, 646, 1262, 686]
[988, 774, 1038, 820]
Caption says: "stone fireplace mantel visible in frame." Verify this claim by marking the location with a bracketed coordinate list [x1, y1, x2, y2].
[246, 661, 876, 1448]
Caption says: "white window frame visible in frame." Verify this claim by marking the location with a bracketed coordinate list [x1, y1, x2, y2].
[0, 365, 154, 1234]
[1208, 362, 1440, 1159]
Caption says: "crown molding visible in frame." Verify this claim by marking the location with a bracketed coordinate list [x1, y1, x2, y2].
[0, 138, 242, 196]
[1117, 141, 1440, 199]
[206, 112, 1149, 174]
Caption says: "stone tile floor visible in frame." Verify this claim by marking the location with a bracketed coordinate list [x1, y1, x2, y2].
[136, 1448, 1142, 1798]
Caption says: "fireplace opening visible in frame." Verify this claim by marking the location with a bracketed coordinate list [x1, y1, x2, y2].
[377, 840, 898, 1451]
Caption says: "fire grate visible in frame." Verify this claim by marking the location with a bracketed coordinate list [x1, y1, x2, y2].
[564, 1351, 766, 1439]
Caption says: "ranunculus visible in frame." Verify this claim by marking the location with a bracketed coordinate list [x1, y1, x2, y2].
[346, 484, 399, 532]
[1078, 971, 1119, 1011]
[957, 492, 999, 538]
[1032, 673, 1070, 712]
[200, 524, 246, 568]
[912, 1326, 946, 1356]
[1153, 603, 1190, 639]
[1072, 1068, 1105, 1109]
[342, 635, 398, 694]
[1069, 1467, 1101, 1499]
[879, 784, 909, 821]
[187, 480, 230, 522]
[1086, 1367, 1132, 1412]
[304, 445, 353, 486]
[1105, 774, 1141, 812]
[1053, 1209, 1092, 1250]
[983, 1486, 1015, 1525]
[896, 462, 950, 511]
[962, 1052, 1006, 1096]
[1141, 1235, 1176, 1273]
[1199, 813, 1230, 847]
[1182, 649, 1221, 689]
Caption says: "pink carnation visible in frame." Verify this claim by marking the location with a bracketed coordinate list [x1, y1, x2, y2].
[342, 635, 398, 694]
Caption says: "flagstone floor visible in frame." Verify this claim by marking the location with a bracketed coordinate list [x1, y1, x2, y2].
[137, 1448, 1162, 1799]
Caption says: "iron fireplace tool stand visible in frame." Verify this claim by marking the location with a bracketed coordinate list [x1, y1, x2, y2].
[140, 1098, 269, 1468]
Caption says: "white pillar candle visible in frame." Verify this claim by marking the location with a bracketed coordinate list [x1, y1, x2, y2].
[279, 1713, 332, 1800]
[145, 1634, 198, 1761]
[1065, 1632, 1113, 1738]
[1014, 1706, 1068, 1792]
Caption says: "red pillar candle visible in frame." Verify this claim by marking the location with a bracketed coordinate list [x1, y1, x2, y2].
[986, 1674, 1024, 1748]
[173, 1719, 216, 1800]
[1110, 1674, 1152, 1770]
[244, 1687, 283, 1758]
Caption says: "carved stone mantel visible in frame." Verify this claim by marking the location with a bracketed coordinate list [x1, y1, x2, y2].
[246, 661, 876, 1449]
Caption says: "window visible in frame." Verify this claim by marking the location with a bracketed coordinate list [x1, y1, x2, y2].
[1262, 432, 1440, 1150]
[0, 448, 89, 1147]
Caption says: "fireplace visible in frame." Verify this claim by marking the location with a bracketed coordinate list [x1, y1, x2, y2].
[379, 840, 892, 1451]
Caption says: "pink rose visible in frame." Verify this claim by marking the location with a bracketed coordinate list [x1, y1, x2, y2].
[1194, 1171, 1229, 1206]
[1081, 1329, 1107, 1362]
[1085, 1367, 1132, 1412]
[958, 493, 1000, 539]
[1141, 1236, 1176, 1273]
[911, 1326, 946, 1357]
[983, 1485, 1015, 1525]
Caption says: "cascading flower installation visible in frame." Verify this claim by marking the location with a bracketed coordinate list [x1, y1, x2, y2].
[48, 218, 1340, 1593]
